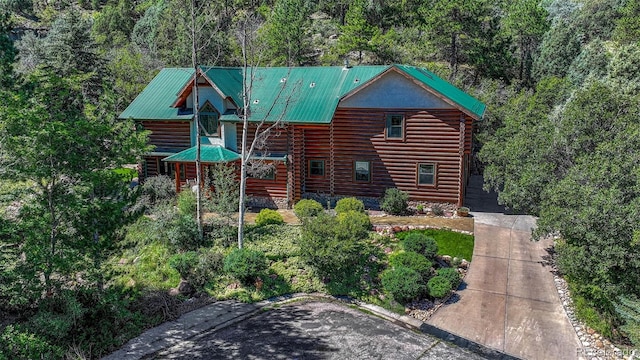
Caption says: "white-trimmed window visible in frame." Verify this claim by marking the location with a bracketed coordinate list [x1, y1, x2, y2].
[417, 163, 436, 185]
[309, 160, 325, 177]
[386, 114, 404, 139]
[354, 161, 371, 182]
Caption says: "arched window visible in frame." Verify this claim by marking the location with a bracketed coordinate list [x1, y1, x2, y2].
[199, 101, 219, 136]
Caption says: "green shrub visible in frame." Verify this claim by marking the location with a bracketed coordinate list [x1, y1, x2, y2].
[432, 204, 444, 216]
[177, 190, 196, 216]
[436, 267, 461, 289]
[381, 188, 408, 215]
[223, 248, 267, 284]
[389, 251, 433, 275]
[132, 175, 176, 213]
[0, 325, 64, 360]
[335, 197, 365, 214]
[336, 210, 371, 240]
[401, 233, 438, 259]
[168, 251, 198, 279]
[428, 276, 453, 298]
[190, 249, 224, 288]
[293, 199, 324, 218]
[381, 266, 424, 303]
[255, 209, 284, 226]
[298, 213, 363, 278]
[166, 213, 201, 251]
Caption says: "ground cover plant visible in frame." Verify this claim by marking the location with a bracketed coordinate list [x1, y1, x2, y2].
[0, 177, 473, 359]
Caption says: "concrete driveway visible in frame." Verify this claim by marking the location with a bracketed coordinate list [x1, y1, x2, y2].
[427, 176, 582, 359]
[145, 301, 487, 360]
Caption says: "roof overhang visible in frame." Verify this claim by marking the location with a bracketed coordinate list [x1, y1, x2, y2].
[162, 145, 240, 163]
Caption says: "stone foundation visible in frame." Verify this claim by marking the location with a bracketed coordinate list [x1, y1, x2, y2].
[247, 196, 289, 209]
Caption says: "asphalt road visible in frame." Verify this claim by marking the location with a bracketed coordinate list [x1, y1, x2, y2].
[145, 301, 487, 360]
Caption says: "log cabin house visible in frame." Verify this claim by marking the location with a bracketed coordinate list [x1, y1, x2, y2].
[119, 64, 486, 208]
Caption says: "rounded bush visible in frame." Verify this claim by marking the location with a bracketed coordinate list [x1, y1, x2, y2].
[293, 199, 324, 218]
[336, 210, 371, 240]
[255, 208, 284, 226]
[223, 248, 267, 284]
[436, 267, 461, 289]
[334, 197, 365, 214]
[401, 233, 438, 259]
[389, 251, 433, 275]
[381, 188, 408, 215]
[168, 251, 198, 279]
[381, 266, 425, 303]
[427, 275, 453, 298]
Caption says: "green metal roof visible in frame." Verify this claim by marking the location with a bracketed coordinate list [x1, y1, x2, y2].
[218, 66, 387, 124]
[394, 65, 486, 119]
[162, 145, 240, 163]
[200, 66, 243, 106]
[120, 65, 486, 123]
[119, 68, 195, 120]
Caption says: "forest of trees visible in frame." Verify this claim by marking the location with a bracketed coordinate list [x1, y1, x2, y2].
[1, 0, 640, 358]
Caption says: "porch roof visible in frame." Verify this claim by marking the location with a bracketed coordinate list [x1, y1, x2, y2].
[162, 145, 240, 163]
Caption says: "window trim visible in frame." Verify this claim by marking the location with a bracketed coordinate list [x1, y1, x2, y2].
[308, 159, 325, 177]
[353, 160, 371, 183]
[416, 163, 436, 187]
[385, 113, 405, 140]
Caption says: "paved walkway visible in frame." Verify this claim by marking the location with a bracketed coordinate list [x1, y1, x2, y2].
[427, 176, 582, 359]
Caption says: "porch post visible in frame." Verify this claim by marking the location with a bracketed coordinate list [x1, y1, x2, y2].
[175, 162, 180, 192]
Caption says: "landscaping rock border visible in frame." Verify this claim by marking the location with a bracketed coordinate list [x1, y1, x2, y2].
[548, 243, 633, 360]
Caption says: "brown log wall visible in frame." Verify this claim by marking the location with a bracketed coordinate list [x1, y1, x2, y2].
[235, 123, 290, 154]
[302, 108, 472, 204]
[245, 162, 288, 199]
[140, 120, 191, 151]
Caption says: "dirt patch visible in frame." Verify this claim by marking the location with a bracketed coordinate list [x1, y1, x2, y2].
[369, 215, 474, 233]
[205, 209, 472, 232]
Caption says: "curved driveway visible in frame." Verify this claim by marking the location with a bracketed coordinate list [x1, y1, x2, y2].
[427, 177, 582, 359]
[145, 301, 486, 360]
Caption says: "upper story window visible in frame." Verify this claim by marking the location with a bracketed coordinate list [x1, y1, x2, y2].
[386, 114, 404, 139]
[199, 101, 219, 137]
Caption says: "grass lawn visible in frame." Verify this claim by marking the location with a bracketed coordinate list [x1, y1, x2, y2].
[395, 229, 474, 261]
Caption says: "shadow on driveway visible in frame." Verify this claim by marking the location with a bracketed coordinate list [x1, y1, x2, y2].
[148, 301, 487, 360]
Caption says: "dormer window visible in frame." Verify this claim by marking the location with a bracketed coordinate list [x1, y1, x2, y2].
[199, 101, 219, 137]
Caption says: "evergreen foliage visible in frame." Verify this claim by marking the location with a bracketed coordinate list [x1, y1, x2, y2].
[381, 266, 424, 303]
[293, 198, 324, 219]
[334, 197, 365, 214]
[255, 208, 284, 226]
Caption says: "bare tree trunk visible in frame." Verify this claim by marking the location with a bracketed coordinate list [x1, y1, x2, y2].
[191, 0, 203, 240]
[238, 24, 250, 250]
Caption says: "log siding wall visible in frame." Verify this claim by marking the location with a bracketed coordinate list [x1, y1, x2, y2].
[140, 120, 191, 151]
[304, 108, 473, 204]
[236, 123, 290, 202]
